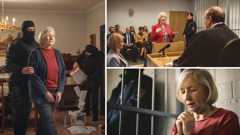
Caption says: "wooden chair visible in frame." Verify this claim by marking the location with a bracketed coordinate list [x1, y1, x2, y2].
[219, 38, 240, 67]
[0, 78, 7, 132]
[32, 105, 38, 131]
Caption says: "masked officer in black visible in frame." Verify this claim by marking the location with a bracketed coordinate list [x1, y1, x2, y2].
[73, 45, 104, 121]
[6, 20, 39, 135]
[183, 13, 197, 48]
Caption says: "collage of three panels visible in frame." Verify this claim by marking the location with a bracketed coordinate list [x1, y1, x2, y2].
[0, 0, 240, 135]
[106, 0, 240, 135]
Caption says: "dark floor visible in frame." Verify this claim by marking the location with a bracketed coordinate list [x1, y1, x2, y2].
[0, 109, 105, 135]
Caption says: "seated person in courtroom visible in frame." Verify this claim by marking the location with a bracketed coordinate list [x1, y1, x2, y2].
[122, 27, 137, 62]
[115, 24, 123, 34]
[107, 33, 128, 67]
[171, 69, 240, 135]
[172, 6, 238, 67]
[136, 26, 147, 60]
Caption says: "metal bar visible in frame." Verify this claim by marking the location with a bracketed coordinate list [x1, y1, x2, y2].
[226, 0, 230, 26]
[108, 103, 179, 118]
[232, 0, 233, 30]
[164, 69, 168, 113]
[200, 0, 202, 31]
[239, 0, 240, 36]
[136, 69, 141, 135]
[176, 69, 183, 115]
[118, 69, 125, 135]
[194, 0, 197, 25]
[164, 69, 168, 135]
[235, 0, 237, 35]
[151, 69, 155, 135]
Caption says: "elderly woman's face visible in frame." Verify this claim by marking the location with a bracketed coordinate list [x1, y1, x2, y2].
[159, 15, 167, 24]
[117, 38, 124, 50]
[43, 30, 55, 47]
[180, 75, 208, 113]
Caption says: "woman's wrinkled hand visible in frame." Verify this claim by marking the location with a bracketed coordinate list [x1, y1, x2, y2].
[22, 66, 34, 74]
[55, 92, 62, 103]
[178, 111, 195, 135]
[176, 116, 183, 135]
[45, 91, 55, 102]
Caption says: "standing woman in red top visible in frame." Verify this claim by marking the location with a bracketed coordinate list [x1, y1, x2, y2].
[150, 12, 178, 43]
[171, 69, 240, 135]
[27, 27, 66, 135]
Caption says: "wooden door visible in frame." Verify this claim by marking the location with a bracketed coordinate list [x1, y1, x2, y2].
[169, 11, 188, 44]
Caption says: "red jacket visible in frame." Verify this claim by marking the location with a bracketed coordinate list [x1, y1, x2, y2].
[150, 23, 175, 43]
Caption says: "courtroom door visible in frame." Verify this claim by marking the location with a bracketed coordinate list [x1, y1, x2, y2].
[169, 11, 188, 45]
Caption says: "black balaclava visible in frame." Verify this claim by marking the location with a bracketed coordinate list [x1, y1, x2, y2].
[21, 20, 35, 42]
[85, 45, 95, 54]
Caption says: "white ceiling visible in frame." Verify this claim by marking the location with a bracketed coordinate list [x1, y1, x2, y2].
[3, 0, 104, 12]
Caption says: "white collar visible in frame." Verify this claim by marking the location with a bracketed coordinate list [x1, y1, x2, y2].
[211, 22, 224, 28]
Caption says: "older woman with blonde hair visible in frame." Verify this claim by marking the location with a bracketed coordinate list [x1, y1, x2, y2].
[150, 12, 178, 43]
[27, 27, 66, 135]
[171, 69, 240, 135]
[107, 33, 128, 67]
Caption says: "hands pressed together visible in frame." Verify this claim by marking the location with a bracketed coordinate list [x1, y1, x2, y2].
[176, 111, 195, 135]
[45, 91, 62, 103]
[22, 66, 34, 74]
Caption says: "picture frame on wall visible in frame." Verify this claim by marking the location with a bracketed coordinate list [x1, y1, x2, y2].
[0, 30, 21, 56]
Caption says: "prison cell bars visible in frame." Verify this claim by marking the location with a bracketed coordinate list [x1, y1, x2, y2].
[108, 69, 179, 135]
[118, 69, 125, 135]
[151, 69, 155, 135]
[135, 69, 141, 135]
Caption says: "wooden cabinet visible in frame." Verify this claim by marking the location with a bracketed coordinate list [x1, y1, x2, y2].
[56, 55, 84, 110]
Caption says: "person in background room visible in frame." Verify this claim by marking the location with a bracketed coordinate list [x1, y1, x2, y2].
[150, 12, 178, 43]
[107, 26, 115, 53]
[122, 27, 137, 62]
[173, 6, 238, 67]
[115, 24, 123, 34]
[171, 69, 240, 135]
[136, 26, 147, 60]
[28, 27, 66, 135]
[73, 44, 103, 121]
[130, 26, 136, 35]
[143, 25, 149, 40]
[107, 26, 115, 40]
[183, 13, 197, 48]
[130, 26, 137, 40]
[107, 33, 128, 67]
[5, 20, 39, 135]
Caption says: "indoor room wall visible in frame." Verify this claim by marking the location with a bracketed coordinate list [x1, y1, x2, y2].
[214, 69, 240, 124]
[0, 2, 105, 66]
[86, 2, 105, 50]
[107, 0, 192, 34]
[4, 10, 86, 55]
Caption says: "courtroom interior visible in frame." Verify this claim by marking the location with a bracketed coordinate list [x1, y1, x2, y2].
[107, 0, 240, 67]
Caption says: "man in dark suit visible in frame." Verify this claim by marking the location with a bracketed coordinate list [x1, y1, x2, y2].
[122, 27, 137, 62]
[173, 6, 238, 67]
[183, 13, 196, 48]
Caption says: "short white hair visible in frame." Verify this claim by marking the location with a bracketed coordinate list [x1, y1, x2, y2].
[38, 27, 55, 45]
[176, 69, 218, 105]
[157, 12, 167, 20]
